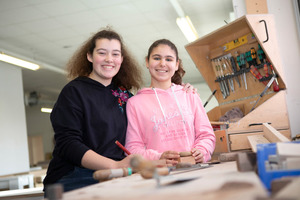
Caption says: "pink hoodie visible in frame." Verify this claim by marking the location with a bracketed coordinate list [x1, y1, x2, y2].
[125, 84, 216, 162]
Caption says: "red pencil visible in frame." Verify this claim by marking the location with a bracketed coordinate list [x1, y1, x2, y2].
[115, 140, 131, 155]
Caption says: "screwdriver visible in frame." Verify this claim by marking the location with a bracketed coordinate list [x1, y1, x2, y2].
[250, 65, 266, 85]
[258, 45, 279, 92]
[237, 53, 247, 90]
[229, 56, 241, 87]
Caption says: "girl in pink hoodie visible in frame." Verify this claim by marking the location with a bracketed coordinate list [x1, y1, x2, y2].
[125, 39, 215, 166]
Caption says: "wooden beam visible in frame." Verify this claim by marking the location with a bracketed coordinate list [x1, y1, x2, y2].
[263, 123, 290, 143]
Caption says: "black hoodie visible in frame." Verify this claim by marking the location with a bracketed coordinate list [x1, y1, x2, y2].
[43, 76, 130, 186]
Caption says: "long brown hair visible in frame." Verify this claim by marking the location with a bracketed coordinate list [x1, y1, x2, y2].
[146, 39, 185, 85]
[67, 28, 143, 91]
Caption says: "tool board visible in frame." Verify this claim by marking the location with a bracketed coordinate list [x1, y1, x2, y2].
[185, 14, 291, 153]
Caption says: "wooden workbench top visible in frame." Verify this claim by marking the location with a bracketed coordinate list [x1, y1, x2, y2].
[63, 161, 267, 200]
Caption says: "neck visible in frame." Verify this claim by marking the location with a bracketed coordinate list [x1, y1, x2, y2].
[89, 73, 112, 86]
[150, 81, 172, 90]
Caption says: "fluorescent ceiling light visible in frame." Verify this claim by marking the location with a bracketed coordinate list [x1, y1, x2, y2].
[176, 16, 199, 42]
[41, 107, 52, 113]
[0, 52, 40, 71]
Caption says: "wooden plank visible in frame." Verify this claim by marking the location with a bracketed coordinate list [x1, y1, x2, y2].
[263, 123, 290, 143]
[247, 135, 270, 152]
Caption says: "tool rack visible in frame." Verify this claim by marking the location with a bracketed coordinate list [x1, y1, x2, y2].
[185, 14, 291, 154]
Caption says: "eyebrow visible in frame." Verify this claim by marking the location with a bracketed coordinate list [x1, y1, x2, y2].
[96, 48, 121, 53]
[152, 54, 175, 58]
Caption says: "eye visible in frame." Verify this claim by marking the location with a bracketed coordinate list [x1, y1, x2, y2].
[166, 58, 173, 62]
[113, 53, 121, 57]
[98, 51, 106, 55]
[153, 57, 160, 60]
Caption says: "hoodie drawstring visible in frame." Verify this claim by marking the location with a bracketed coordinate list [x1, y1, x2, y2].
[152, 86, 185, 124]
[153, 87, 167, 125]
[171, 86, 185, 124]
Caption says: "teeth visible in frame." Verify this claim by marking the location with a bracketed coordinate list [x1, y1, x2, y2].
[156, 69, 167, 72]
[103, 66, 113, 69]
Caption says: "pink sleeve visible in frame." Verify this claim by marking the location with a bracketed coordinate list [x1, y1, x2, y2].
[192, 94, 216, 162]
[125, 100, 162, 160]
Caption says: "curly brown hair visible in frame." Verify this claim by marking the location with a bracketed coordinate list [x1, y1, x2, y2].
[146, 39, 185, 85]
[67, 28, 143, 91]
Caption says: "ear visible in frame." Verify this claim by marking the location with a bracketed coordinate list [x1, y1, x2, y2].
[145, 58, 149, 69]
[175, 60, 179, 71]
[87, 53, 93, 63]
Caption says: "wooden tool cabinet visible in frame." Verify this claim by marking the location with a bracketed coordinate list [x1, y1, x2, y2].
[185, 14, 291, 153]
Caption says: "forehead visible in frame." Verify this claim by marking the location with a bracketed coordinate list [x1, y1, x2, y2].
[151, 44, 176, 56]
[95, 38, 121, 50]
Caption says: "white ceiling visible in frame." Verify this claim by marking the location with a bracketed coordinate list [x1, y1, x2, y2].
[0, 0, 233, 102]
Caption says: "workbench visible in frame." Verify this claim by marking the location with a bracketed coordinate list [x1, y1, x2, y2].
[62, 161, 268, 200]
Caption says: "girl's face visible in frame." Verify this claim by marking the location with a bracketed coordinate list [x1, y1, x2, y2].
[146, 44, 179, 88]
[87, 38, 123, 86]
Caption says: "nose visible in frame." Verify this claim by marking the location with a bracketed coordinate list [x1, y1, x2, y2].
[105, 54, 113, 62]
[160, 59, 166, 66]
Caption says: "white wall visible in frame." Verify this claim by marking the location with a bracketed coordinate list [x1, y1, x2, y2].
[0, 63, 29, 176]
[267, 0, 300, 137]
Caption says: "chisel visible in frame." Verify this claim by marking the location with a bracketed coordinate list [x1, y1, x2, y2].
[203, 89, 217, 108]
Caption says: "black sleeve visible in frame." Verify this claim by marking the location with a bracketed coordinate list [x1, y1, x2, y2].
[50, 85, 89, 167]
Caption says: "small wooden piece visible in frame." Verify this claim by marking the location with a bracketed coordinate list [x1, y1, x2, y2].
[178, 151, 195, 164]
[219, 152, 238, 162]
[179, 151, 192, 157]
[247, 135, 270, 152]
[178, 156, 196, 165]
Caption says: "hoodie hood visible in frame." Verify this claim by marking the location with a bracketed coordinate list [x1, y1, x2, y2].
[75, 76, 115, 90]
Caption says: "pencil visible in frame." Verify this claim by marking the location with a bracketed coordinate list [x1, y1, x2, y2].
[115, 140, 131, 155]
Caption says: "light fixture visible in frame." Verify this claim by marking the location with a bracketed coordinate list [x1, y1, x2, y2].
[176, 16, 199, 42]
[0, 52, 40, 71]
[169, 0, 199, 42]
[41, 107, 52, 113]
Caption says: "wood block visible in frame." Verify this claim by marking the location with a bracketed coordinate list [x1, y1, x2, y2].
[247, 135, 270, 152]
[178, 156, 196, 165]
[236, 152, 257, 172]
